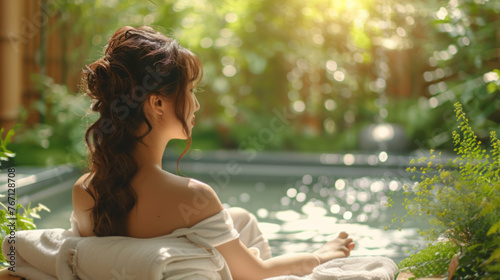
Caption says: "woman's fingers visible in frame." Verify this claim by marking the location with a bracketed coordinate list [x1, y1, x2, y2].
[337, 232, 353, 248]
[338, 231, 349, 239]
[339, 232, 355, 252]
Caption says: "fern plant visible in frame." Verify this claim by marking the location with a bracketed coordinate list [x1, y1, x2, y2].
[391, 102, 500, 279]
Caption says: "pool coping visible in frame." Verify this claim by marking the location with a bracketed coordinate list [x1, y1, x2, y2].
[163, 149, 457, 182]
[0, 149, 457, 196]
[0, 164, 81, 197]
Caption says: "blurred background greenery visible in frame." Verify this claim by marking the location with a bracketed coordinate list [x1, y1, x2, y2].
[2, 0, 499, 167]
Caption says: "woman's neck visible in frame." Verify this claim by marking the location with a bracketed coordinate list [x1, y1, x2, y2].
[133, 131, 170, 170]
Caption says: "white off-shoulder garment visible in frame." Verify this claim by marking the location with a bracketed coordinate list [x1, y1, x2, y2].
[3, 208, 248, 280]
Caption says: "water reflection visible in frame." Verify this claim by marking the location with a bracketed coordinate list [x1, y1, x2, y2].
[221, 174, 424, 262]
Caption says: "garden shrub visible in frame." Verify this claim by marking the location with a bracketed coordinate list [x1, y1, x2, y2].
[398, 241, 459, 278]
[391, 102, 500, 279]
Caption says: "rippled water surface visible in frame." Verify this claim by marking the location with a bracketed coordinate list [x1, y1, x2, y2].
[215, 175, 425, 263]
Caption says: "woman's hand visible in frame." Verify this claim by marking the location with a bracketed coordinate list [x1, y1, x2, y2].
[313, 232, 355, 264]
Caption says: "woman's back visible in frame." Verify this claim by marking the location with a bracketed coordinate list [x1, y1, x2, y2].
[72, 167, 223, 238]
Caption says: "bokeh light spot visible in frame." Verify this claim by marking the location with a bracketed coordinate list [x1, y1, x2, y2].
[330, 204, 340, 214]
[225, 12, 238, 23]
[287, 188, 297, 198]
[302, 174, 313, 185]
[343, 211, 353, 220]
[343, 154, 355, 166]
[200, 37, 213, 48]
[257, 208, 269, 218]
[324, 99, 337, 111]
[324, 118, 336, 134]
[296, 192, 306, 202]
[223, 65, 237, 77]
[429, 97, 439, 108]
[239, 193, 250, 202]
[335, 179, 346, 190]
[293, 100, 306, 113]
[333, 71, 345, 82]
[378, 151, 388, 162]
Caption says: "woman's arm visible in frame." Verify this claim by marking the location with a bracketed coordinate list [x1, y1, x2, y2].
[216, 239, 319, 279]
[216, 232, 354, 280]
[177, 179, 355, 279]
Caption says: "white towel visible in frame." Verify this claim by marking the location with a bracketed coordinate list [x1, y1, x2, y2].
[74, 234, 227, 280]
[313, 257, 398, 280]
[265, 257, 398, 280]
[3, 209, 240, 280]
[1, 228, 78, 280]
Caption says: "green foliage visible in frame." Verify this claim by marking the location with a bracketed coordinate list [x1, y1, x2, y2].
[0, 199, 50, 266]
[393, 102, 500, 278]
[0, 133, 50, 266]
[398, 241, 459, 278]
[0, 127, 17, 168]
[11, 74, 90, 167]
[14, 0, 498, 164]
[426, 0, 500, 143]
[42, 0, 448, 154]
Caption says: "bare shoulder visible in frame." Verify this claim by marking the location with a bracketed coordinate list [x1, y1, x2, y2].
[127, 169, 224, 237]
[72, 172, 95, 236]
[156, 172, 224, 226]
[184, 178, 221, 206]
[72, 172, 93, 201]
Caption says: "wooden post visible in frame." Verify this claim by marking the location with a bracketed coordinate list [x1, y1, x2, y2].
[0, 0, 24, 136]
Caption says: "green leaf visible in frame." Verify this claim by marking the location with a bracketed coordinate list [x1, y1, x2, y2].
[467, 244, 481, 251]
[487, 220, 500, 236]
[487, 82, 498, 94]
[2, 150, 15, 158]
[30, 212, 41, 219]
[484, 248, 500, 266]
[3, 128, 15, 146]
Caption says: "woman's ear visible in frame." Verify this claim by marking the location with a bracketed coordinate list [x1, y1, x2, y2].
[148, 94, 164, 116]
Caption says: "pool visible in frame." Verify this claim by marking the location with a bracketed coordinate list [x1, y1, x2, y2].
[5, 150, 438, 264]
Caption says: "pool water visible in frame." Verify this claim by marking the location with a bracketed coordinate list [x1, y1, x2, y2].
[212, 176, 423, 263]
[28, 170, 425, 264]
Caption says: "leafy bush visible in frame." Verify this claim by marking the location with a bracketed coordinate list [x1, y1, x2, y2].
[392, 102, 500, 278]
[10, 74, 90, 167]
[426, 0, 500, 145]
[398, 241, 459, 278]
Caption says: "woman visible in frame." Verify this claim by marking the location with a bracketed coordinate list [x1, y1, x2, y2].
[72, 25, 355, 279]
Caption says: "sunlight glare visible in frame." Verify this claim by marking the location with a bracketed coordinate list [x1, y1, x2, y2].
[276, 210, 301, 222]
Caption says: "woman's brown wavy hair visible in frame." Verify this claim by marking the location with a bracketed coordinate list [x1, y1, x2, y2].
[80, 26, 202, 236]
